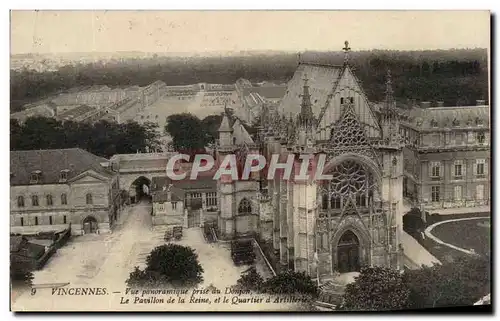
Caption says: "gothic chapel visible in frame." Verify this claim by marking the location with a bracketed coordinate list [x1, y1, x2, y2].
[216, 42, 406, 279]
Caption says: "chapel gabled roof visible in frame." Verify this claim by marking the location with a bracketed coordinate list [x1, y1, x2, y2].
[277, 62, 343, 118]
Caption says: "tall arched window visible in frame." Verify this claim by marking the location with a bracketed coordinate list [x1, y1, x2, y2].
[86, 193, 93, 205]
[238, 198, 252, 215]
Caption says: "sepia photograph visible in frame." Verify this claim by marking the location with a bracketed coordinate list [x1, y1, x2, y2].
[9, 10, 491, 312]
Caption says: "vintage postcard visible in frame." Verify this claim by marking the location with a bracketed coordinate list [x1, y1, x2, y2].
[10, 10, 491, 312]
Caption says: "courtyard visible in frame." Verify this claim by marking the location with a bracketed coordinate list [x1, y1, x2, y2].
[11, 200, 284, 311]
[423, 215, 490, 263]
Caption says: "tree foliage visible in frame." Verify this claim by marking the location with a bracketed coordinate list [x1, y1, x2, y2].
[341, 266, 410, 311]
[11, 49, 488, 113]
[235, 267, 264, 292]
[405, 255, 490, 309]
[261, 270, 319, 297]
[126, 244, 204, 288]
[340, 255, 490, 311]
[10, 117, 161, 158]
[10, 261, 34, 287]
[235, 268, 318, 297]
[164, 113, 209, 152]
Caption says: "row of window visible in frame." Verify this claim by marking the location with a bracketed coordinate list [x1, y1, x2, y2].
[430, 184, 486, 202]
[430, 159, 487, 178]
[321, 194, 370, 210]
[429, 117, 485, 128]
[185, 192, 218, 206]
[16, 193, 93, 208]
[140, 115, 160, 120]
[424, 131, 487, 146]
[19, 215, 68, 226]
[158, 202, 179, 211]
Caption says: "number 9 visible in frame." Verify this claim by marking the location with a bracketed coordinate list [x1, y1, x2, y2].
[31, 288, 36, 296]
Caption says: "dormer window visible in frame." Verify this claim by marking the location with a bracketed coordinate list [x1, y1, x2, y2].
[466, 117, 473, 127]
[452, 118, 460, 127]
[30, 171, 41, 184]
[430, 119, 438, 128]
[475, 117, 484, 127]
[59, 169, 69, 182]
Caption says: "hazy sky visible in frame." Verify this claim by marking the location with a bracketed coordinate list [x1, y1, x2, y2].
[11, 10, 490, 54]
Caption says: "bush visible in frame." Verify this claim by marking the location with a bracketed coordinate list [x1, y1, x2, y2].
[235, 267, 264, 292]
[126, 244, 204, 288]
[10, 262, 34, 287]
[405, 255, 490, 309]
[260, 270, 319, 297]
[340, 266, 410, 311]
[340, 255, 491, 311]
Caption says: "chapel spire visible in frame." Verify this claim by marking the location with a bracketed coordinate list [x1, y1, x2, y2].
[298, 74, 315, 129]
[382, 69, 397, 120]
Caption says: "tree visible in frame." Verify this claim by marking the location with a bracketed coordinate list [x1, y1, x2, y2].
[165, 113, 208, 152]
[235, 267, 264, 292]
[201, 114, 223, 145]
[340, 266, 410, 311]
[10, 116, 161, 158]
[126, 244, 203, 288]
[405, 255, 490, 309]
[260, 270, 319, 297]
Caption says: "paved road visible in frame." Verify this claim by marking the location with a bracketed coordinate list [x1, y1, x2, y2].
[12, 200, 155, 311]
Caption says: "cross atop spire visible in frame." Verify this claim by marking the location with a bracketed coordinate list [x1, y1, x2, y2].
[343, 40, 351, 65]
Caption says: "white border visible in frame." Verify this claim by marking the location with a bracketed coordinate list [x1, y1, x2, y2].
[3, 1, 497, 320]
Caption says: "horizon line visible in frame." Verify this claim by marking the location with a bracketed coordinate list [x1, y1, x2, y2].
[10, 47, 489, 57]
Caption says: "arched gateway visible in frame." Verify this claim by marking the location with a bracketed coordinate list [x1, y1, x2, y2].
[82, 216, 98, 234]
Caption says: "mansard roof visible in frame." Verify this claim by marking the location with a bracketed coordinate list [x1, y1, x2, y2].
[404, 105, 490, 129]
[277, 62, 343, 118]
[10, 148, 114, 186]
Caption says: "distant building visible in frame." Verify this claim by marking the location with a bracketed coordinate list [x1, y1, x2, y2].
[151, 175, 218, 228]
[400, 101, 490, 212]
[11, 102, 57, 123]
[10, 148, 121, 235]
[234, 79, 287, 124]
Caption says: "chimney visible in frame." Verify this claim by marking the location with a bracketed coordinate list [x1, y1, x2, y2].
[421, 101, 431, 108]
[436, 101, 444, 107]
[476, 99, 486, 106]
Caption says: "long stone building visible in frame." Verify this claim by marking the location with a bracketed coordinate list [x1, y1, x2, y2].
[10, 148, 121, 235]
